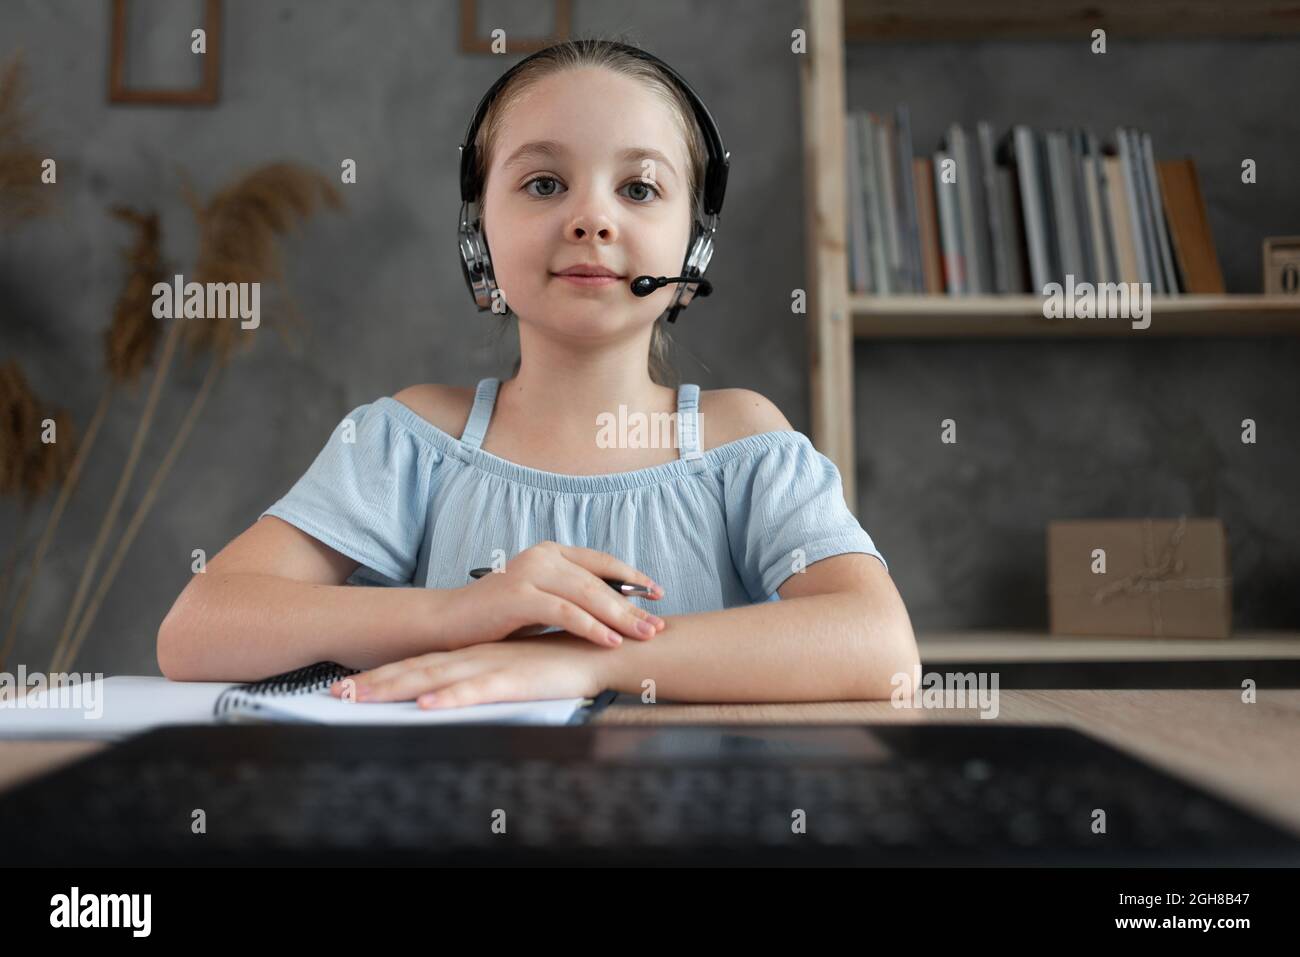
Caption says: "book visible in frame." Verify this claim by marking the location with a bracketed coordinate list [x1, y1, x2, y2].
[1046, 130, 1083, 284]
[894, 104, 924, 292]
[878, 114, 904, 292]
[1157, 158, 1225, 293]
[845, 114, 870, 293]
[977, 121, 1009, 293]
[1085, 131, 1120, 285]
[1104, 153, 1140, 284]
[862, 113, 890, 295]
[1069, 128, 1097, 283]
[1140, 130, 1182, 294]
[1005, 125, 1052, 294]
[1117, 127, 1153, 288]
[0, 661, 611, 740]
[1036, 129, 1062, 287]
[842, 113, 1220, 302]
[934, 149, 965, 294]
[1129, 126, 1167, 292]
[994, 164, 1029, 293]
[944, 123, 987, 294]
[913, 156, 944, 293]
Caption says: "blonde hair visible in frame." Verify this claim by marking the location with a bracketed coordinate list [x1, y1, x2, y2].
[473, 35, 710, 389]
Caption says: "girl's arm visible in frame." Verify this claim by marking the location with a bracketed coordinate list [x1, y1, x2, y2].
[599, 555, 918, 702]
[157, 516, 452, 682]
[158, 573, 452, 683]
[332, 555, 916, 707]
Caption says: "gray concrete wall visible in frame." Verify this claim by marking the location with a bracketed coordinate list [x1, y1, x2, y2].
[0, 2, 1295, 676]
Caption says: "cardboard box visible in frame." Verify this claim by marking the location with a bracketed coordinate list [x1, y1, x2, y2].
[1047, 517, 1232, 638]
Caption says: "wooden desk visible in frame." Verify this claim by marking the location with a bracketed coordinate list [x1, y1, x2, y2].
[3, 690, 1299, 841]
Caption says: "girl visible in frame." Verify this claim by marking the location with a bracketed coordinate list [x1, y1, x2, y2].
[157, 38, 918, 706]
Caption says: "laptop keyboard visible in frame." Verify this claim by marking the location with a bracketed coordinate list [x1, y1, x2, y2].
[7, 739, 1289, 865]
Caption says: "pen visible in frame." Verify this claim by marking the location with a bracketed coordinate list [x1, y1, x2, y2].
[468, 566, 657, 598]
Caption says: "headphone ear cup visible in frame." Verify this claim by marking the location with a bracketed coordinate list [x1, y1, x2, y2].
[458, 203, 498, 311]
[669, 221, 713, 313]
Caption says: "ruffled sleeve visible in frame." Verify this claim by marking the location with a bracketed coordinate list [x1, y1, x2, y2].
[259, 401, 437, 585]
[723, 432, 887, 601]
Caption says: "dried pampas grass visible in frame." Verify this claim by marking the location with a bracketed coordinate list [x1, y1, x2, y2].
[2, 204, 168, 668]
[182, 162, 342, 362]
[50, 163, 342, 672]
[105, 207, 166, 384]
[0, 360, 78, 666]
[0, 53, 53, 225]
[0, 360, 76, 506]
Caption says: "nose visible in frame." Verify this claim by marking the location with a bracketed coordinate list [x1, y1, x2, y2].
[566, 214, 617, 243]
[565, 184, 618, 243]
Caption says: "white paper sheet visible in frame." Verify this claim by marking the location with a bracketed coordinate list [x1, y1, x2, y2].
[0, 675, 587, 739]
[0, 676, 228, 740]
[230, 687, 585, 726]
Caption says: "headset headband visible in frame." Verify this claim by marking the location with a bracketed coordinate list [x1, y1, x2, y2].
[457, 39, 729, 218]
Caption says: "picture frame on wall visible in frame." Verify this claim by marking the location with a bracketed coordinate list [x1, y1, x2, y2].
[108, 0, 222, 105]
[459, 0, 572, 54]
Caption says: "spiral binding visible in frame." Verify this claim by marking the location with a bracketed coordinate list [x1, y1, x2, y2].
[213, 661, 361, 719]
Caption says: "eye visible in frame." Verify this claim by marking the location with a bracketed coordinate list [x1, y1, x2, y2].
[523, 175, 564, 198]
[621, 179, 662, 203]
[520, 175, 662, 203]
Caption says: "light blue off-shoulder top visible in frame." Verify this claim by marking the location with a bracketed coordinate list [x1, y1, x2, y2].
[259, 377, 887, 616]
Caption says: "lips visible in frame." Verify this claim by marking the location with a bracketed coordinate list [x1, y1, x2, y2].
[553, 264, 623, 278]
[554, 273, 623, 288]
[551, 264, 625, 290]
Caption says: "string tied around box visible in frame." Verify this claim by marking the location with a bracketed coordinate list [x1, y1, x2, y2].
[1089, 515, 1230, 635]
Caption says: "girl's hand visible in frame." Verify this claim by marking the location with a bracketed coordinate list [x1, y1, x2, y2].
[441, 541, 665, 650]
[329, 633, 612, 708]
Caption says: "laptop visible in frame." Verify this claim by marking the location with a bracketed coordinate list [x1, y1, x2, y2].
[2, 723, 1295, 866]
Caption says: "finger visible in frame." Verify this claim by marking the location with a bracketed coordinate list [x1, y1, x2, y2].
[335, 651, 462, 699]
[418, 672, 523, 710]
[544, 563, 665, 642]
[565, 564, 665, 641]
[522, 588, 626, 648]
[333, 654, 439, 694]
[329, 669, 392, 698]
[359, 658, 487, 703]
[505, 622, 556, 639]
[551, 544, 664, 599]
[329, 676, 361, 700]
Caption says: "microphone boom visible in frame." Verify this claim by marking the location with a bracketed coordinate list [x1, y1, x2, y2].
[630, 274, 713, 298]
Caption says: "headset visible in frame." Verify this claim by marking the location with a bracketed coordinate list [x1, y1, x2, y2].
[457, 39, 730, 323]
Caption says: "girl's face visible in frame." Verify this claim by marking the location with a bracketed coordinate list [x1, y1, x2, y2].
[481, 67, 694, 338]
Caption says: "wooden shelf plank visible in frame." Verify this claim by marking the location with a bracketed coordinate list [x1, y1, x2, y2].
[845, 0, 1300, 41]
[801, 0, 858, 507]
[919, 629, 1300, 663]
[851, 294, 1300, 337]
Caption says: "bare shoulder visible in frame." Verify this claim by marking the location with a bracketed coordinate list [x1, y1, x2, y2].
[390, 383, 477, 439]
[698, 388, 795, 450]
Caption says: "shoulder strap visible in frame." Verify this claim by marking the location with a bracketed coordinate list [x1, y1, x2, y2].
[677, 383, 705, 471]
[458, 377, 499, 455]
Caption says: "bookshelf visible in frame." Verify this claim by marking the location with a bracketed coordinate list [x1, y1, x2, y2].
[841, 0, 1300, 42]
[852, 294, 1300, 338]
[798, 0, 1300, 505]
[796, 0, 1300, 651]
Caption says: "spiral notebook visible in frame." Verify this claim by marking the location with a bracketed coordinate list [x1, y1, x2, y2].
[213, 661, 613, 727]
[1, 661, 615, 740]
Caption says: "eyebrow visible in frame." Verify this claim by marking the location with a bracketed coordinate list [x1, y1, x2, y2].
[501, 139, 678, 179]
